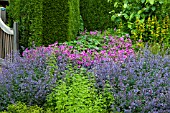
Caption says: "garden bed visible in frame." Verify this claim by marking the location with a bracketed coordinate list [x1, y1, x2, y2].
[0, 31, 169, 113]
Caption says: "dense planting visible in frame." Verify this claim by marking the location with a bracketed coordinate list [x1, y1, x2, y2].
[0, 46, 70, 110]
[22, 33, 134, 69]
[0, 33, 133, 111]
[1, 0, 170, 112]
[7, 0, 80, 48]
[43, 0, 80, 45]
[7, 0, 43, 47]
[1, 28, 170, 112]
[45, 65, 114, 113]
[1, 102, 45, 113]
[80, 0, 115, 31]
[89, 48, 170, 113]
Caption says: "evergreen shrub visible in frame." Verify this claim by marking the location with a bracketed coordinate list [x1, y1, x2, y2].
[7, 0, 80, 48]
[42, 0, 80, 46]
[7, 0, 43, 47]
[80, 0, 114, 31]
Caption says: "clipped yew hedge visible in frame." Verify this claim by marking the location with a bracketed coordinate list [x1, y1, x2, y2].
[80, 0, 115, 31]
[7, 0, 80, 47]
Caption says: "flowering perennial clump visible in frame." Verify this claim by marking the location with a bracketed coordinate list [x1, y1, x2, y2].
[21, 32, 134, 71]
[89, 49, 170, 113]
[0, 46, 69, 111]
[1, 30, 169, 112]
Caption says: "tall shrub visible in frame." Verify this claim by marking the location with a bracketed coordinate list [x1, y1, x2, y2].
[7, 0, 80, 48]
[80, 0, 114, 31]
[42, 0, 80, 46]
[7, 0, 43, 48]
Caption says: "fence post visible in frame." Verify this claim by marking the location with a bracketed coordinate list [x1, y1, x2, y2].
[0, 7, 6, 23]
[13, 22, 19, 53]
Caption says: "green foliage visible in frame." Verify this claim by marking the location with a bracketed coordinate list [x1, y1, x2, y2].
[148, 43, 170, 55]
[67, 0, 80, 41]
[149, 43, 161, 54]
[107, 0, 170, 49]
[129, 15, 170, 53]
[78, 15, 84, 32]
[64, 32, 105, 52]
[45, 51, 58, 77]
[0, 102, 44, 113]
[8, 0, 80, 48]
[42, 0, 68, 45]
[0, 102, 54, 113]
[42, 0, 80, 46]
[105, 27, 128, 38]
[108, 0, 170, 28]
[45, 65, 115, 113]
[28, 0, 43, 47]
[6, 0, 20, 24]
[133, 15, 169, 41]
[7, 0, 43, 48]
[80, 0, 115, 31]
[108, 0, 170, 33]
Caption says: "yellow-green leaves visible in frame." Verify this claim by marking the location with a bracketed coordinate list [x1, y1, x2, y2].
[146, 0, 155, 5]
[149, 0, 155, 5]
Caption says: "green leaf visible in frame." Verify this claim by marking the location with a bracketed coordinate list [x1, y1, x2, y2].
[123, 3, 128, 8]
[111, 15, 116, 21]
[146, 0, 149, 3]
[151, 6, 156, 11]
[159, 0, 164, 4]
[114, 2, 118, 7]
[141, 13, 146, 18]
[141, 0, 145, 3]
[115, 18, 121, 23]
[123, 14, 129, 19]
[135, 14, 140, 19]
[145, 6, 150, 12]
[137, 9, 143, 14]
[149, 0, 154, 5]
[139, 19, 145, 23]
[129, 12, 135, 21]
[128, 22, 132, 29]
[107, 0, 112, 3]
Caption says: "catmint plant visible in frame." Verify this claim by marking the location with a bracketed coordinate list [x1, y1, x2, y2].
[89, 48, 170, 113]
[0, 45, 69, 111]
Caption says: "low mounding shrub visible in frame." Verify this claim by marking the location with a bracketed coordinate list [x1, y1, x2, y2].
[0, 46, 69, 111]
[45, 65, 115, 113]
[89, 48, 170, 113]
[1, 102, 43, 113]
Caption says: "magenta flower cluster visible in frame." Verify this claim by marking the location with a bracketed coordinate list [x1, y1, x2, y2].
[23, 33, 134, 68]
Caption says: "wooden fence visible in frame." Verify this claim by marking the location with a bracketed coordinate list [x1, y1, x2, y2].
[0, 7, 19, 65]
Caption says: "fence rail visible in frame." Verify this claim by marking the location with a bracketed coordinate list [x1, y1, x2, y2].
[0, 7, 19, 65]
